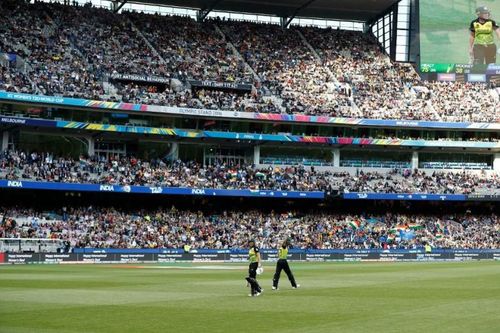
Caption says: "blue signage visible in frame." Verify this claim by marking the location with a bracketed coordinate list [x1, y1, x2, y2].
[343, 192, 467, 201]
[0, 180, 325, 199]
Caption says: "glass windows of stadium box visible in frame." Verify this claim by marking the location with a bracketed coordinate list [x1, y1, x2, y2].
[371, 0, 411, 62]
[259, 147, 333, 167]
[340, 151, 412, 169]
[94, 141, 126, 160]
[395, 0, 411, 62]
[15, 133, 87, 158]
[419, 153, 493, 170]
[372, 13, 393, 55]
[135, 142, 175, 160]
[203, 146, 249, 166]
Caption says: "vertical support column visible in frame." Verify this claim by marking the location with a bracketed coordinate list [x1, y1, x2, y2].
[1, 132, 9, 151]
[86, 136, 95, 156]
[0, 131, 10, 151]
[196, 10, 204, 22]
[167, 142, 179, 161]
[411, 151, 419, 170]
[493, 154, 500, 173]
[253, 145, 260, 165]
[332, 149, 340, 168]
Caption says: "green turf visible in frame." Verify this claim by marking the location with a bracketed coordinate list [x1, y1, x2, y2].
[420, 0, 500, 65]
[0, 262, 499, 333]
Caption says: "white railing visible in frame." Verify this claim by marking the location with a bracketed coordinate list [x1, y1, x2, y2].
[0, 238, 65, 253]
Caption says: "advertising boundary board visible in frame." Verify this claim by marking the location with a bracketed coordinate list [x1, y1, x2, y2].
[3, 250, 499, 264]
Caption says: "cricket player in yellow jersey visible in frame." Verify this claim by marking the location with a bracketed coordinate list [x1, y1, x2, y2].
[469, 6, 500, 65]
[272, 239, 299, 290]
[245, 239, 263, 297]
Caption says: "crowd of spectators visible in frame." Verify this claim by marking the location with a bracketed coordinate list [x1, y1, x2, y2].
[115, 84, 278, 113]
[300, 26, 499, 123]
[1, 207, 498, 250]
[0, 64, 33, 93]
[0, 0, 498, 122]
[0, 0, 105, 98]
[220, 21, 353, 116]
[334, 169, 499, 195]
[128, 13, 252, 83]
[1, 151, 499, 194]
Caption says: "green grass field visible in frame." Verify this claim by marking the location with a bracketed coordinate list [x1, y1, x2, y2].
[1, 262, 499, 333]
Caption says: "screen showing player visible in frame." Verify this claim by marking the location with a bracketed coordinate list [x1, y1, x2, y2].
[420, 0, 500, 75]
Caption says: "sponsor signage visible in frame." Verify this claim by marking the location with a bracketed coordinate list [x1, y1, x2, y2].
[187, 80, 253, 91]
[437, 73, 456, 82]
[4, 249, 496, 264]
[2, 180, 498, 202]
[0, 180, 325, 199]
[1, 92, 498, 130]
[467, 74, 487, 82]
[343, 193, 468, 201]
[109, 73, 170, 84]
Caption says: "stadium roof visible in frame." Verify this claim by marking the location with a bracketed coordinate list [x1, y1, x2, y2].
[127, 0, 400, 22]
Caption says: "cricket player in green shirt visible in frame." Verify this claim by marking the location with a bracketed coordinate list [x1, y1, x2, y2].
[245, 239, 263, 297]
[469, 6, 500, 65]
[272, 239, 299, 290]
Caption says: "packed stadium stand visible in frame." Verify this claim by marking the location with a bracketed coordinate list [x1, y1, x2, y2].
[1, 207, 498, 249]
[1, 151, 499, 194]
[0, 0, 498, 121]
[0, 0, 499, 256]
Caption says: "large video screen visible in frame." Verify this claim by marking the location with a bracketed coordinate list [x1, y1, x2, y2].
[420, 0, 500, 77]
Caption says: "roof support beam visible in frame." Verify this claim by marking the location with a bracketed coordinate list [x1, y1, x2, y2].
[389, 4, 398, 61]
[280, 17, 288, 29]
[197, 0, 222, 21]
[284, 0, 317, 28]
[112, 0, 128, 13]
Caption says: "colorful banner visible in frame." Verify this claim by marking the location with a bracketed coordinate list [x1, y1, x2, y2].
[1, 91, 498, 130]
[2, 116, 499, 149]
[0, 180, 324, 199]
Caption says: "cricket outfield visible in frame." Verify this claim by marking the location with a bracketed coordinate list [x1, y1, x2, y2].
[0, 261, 499, 333]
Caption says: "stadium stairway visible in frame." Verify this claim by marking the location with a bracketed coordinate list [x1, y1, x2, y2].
[129, 18, 168, 66]
[9, 56, 41, 94]
[213, 24, 262, 84]
[296, 28, 359, 112]
[296, 29, 323, 63]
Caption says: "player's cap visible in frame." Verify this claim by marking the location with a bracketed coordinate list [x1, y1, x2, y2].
[248, 239, 255, 244]
[476, 6, 490, 15]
